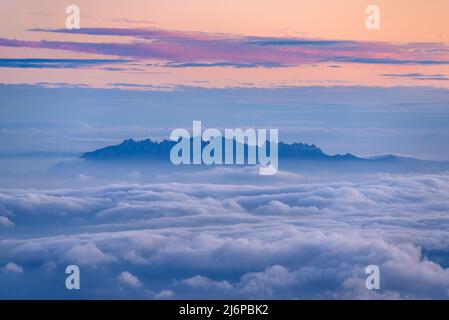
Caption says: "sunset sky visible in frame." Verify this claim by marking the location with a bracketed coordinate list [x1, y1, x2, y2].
[0, 1, 449, 159]
[0, 0, 448, 88]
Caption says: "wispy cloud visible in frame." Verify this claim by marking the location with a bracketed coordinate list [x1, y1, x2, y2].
[0, 58, 128, 69]
[0, 27, 448, 68]
[337, 57, 449, 65]
[165, 61, 286, 68]
[381, 73, 449, 81]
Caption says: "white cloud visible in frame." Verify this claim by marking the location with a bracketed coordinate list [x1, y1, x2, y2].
[240, 265, 297, 297]
[181, 275, 232, 290]
[0, 216, 13, 227]
[65, 242, 116, 267]
[118, 271, 142, 288]
[154, 290, 174, 299]
[2, 262, 23, 274]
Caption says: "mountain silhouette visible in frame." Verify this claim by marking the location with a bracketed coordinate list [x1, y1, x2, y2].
[62, 138, 449, 175]
[81, 138, 360, 161]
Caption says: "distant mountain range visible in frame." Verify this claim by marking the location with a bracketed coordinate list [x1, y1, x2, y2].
[81, 138, 360, 161]
[79, 138, 449, 174]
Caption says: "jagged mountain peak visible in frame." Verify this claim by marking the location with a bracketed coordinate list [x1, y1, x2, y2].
[81, 137, 357, 161]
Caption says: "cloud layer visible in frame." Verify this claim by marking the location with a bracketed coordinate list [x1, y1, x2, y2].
[1, 169, 449, 299]
[1, 27, 448, 68]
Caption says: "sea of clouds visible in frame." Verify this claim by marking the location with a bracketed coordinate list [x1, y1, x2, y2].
[1, 167, 449, 299]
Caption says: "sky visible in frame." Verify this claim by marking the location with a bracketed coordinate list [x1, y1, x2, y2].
[1, 85, 449, 160]
[0, 0, 448, 159]
[0, 0, 448, 88]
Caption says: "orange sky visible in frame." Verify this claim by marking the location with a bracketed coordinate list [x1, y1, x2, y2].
[1, 0, 447, 42]
[0, 0, 448, 89]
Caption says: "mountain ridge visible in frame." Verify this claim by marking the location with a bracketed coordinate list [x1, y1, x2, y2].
[80, 137, 362, 161]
